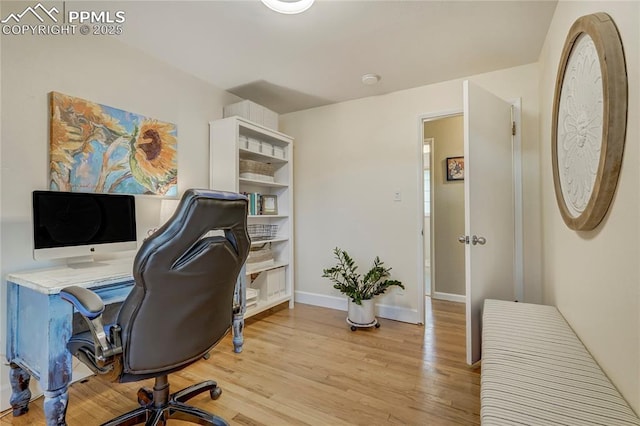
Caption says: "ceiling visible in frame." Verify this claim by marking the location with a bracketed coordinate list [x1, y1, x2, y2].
[115, 0, 558, 114]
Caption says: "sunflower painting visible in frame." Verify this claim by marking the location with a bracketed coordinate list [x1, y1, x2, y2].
[49, 92, 177, 196]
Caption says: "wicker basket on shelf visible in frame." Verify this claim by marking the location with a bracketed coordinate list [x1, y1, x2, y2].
[247, 224, 278, 241]
[247, 244, 275, 271]
[247, 245, 274, 263]
[239, 159, 274, 182]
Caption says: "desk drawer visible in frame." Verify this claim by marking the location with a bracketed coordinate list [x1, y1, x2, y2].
[72, 280, 134, 333]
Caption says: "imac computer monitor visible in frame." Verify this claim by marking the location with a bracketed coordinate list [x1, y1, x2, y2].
[32, 190, 137, 261]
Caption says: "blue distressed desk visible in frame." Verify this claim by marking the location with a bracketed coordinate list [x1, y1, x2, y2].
[5, 258, 247, 426]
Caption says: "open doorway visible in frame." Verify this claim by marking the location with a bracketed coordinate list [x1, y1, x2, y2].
[420, 114, 465, 316]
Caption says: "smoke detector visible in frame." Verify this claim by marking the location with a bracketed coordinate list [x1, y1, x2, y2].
[362, 73, 381, 85]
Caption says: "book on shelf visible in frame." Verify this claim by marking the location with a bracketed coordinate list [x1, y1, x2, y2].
[241, 192, 278, 215]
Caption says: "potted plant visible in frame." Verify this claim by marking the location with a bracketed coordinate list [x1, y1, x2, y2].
[322, 247, 404, 330]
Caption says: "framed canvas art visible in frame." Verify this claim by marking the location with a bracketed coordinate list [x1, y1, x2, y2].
[49, 92, 178, 196]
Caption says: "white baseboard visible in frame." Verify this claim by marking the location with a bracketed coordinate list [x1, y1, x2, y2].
[294, 291, 420, 324]
[295, 291, 346, 311]
[376, 303, 420, 324]
[0, 382, 12, 411]
[432, 291, 465, 303]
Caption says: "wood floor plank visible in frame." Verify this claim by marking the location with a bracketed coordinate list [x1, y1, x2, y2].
[0, 298, 479, 425]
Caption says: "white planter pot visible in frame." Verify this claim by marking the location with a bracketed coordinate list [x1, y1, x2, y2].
[347, 299, 376, 325]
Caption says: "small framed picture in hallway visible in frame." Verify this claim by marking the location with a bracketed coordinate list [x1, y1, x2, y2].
[446, 156, 464, 181]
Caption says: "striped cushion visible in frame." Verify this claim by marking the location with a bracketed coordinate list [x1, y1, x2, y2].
[481, 299, 640, 426]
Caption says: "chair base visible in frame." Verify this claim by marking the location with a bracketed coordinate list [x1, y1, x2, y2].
[102, 378, 228, 426]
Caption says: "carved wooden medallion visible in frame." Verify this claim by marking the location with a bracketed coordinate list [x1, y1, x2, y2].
[552, 13, 627, 230]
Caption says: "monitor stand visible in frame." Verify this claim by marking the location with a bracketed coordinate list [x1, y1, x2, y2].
[66, 256, 105, 269]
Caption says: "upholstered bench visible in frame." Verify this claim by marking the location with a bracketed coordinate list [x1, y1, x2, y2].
[481, 299, 640, 425]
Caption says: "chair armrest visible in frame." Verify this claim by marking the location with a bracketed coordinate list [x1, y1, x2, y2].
[60, 286, 120, 359]
[60, 286, 105, 320]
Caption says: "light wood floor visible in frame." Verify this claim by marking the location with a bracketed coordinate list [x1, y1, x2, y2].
[1, 299, 480, 425]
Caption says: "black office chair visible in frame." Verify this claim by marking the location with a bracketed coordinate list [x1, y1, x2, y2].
[60, 189, 250, 426]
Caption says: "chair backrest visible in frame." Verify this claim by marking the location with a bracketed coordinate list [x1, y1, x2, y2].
[117, 189, 250, 376]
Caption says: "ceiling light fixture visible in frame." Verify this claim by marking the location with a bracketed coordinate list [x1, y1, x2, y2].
[361, 73, 381, 85]
[261, 0, 315, 15]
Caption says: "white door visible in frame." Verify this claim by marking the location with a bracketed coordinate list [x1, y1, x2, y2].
[463, 80, 515, 365]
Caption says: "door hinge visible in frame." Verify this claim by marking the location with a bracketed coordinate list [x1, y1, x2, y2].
[512, 121, 516, 136]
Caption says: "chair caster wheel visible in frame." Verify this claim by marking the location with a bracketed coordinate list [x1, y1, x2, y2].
[137, 387, 153, 407]
[210, 387, 222, 400]
[350, 326, 357, 331]
[375, 323, 381, 328]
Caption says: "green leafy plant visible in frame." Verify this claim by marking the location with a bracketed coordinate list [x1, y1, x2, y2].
[322, 247, 404, 305]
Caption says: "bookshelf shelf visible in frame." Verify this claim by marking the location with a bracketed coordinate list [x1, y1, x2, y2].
[245, 294, 292, 318]
[239, 148, 288, 165]
[250, 237, 288, 246]
[239, 178, 288, 188]
[246, 261, 289, 276]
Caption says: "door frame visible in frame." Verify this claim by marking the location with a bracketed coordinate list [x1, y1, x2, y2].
[416, 100, 523, 323]
[511, 98, 524, 302]
[422, 136, 434, 299]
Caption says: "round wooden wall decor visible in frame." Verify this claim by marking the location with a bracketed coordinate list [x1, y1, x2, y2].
[552, 13, 627, 231]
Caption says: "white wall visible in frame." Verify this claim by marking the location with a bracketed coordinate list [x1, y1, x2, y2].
[538, 1, 640, 413]
[280, 62, 541, 323]
[0, 29, 239, 409]
[425, 116, 465, 297]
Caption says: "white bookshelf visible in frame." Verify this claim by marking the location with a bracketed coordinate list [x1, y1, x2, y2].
[209, 116, 294, 319]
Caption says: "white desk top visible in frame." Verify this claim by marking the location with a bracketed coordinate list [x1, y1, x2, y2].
[6, 257, 134, 295]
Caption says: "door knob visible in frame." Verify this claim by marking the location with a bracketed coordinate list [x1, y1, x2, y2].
[458, 235, 469, 244]
[472, 235, 486, 245]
